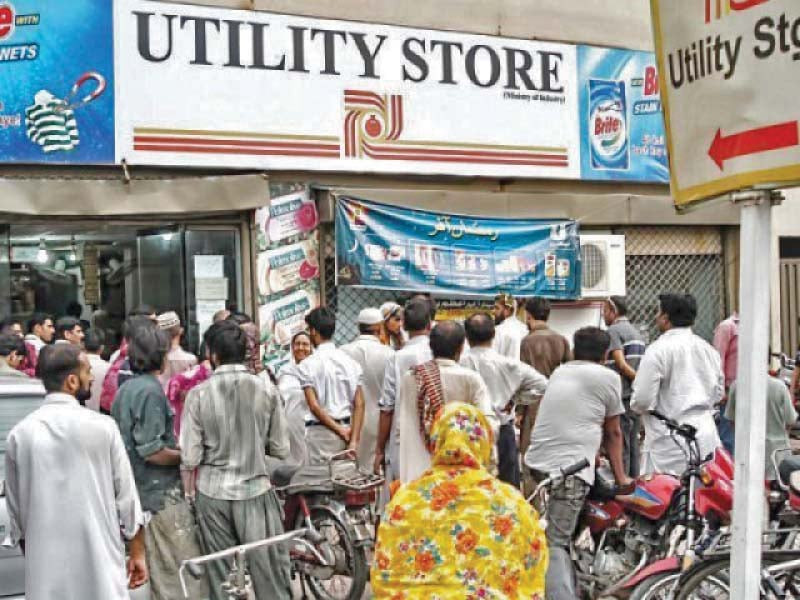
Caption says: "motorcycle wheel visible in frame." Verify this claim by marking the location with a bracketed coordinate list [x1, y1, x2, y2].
[298, 506, 369, 600]
[628, 572, 680, 600]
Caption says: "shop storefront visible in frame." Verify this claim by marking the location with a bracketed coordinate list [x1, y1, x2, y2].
[0, 0, 743, 362]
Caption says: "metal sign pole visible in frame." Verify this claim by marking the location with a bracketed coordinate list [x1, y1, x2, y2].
[730, 190, 775, 599]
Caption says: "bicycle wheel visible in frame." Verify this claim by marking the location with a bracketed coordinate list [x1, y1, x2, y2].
[676, 553, 800, 599]
[675, 557, 730, 599]
[298, 506, 368, 600]
[629, 571, 681, 600]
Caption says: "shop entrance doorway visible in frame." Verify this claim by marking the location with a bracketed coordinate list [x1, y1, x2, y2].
[1, 219, 245, 356]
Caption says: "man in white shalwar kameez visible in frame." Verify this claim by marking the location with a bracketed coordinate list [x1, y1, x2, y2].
[341, 307, 395, 472]
[631, 293, 724, 476]
[3, 344, 147, 600]
[395, 320, 498, 483]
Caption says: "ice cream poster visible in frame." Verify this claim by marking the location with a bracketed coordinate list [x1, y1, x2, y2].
[0, 0, 114, 163]
[335, 196, 581, 299]
[255, 189, 320, 249]
[257, 236, 320, 297]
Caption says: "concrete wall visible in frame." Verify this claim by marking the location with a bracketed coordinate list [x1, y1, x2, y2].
[168, 0, 655, 51]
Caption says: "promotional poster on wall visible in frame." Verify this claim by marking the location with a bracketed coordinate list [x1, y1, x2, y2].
[335, 196, 581, 298]
[0, 0, 115, 163]
[578, 45, 669, 183]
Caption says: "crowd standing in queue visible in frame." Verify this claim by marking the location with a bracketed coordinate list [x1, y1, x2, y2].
[0, 290, 751, 599]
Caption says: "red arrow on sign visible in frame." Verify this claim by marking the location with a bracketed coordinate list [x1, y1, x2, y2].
[709, 121, 799, 170]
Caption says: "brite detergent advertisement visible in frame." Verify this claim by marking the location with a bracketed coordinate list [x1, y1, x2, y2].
[578, 46, 669, 183]
[336, 196, 581, 299]
[0, 0, 114, 163]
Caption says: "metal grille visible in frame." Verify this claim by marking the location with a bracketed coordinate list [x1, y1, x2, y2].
[780, 259, 800, 355]
[618, 227, 726, 343]
[321, 223, 404, 344]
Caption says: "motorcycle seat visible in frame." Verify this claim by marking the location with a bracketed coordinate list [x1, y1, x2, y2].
[272, 463, 303, 487]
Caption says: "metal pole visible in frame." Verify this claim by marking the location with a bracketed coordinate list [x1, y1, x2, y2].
[730, 190, 773, 599]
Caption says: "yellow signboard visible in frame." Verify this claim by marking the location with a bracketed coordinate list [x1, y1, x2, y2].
[651, 0, 800, 208]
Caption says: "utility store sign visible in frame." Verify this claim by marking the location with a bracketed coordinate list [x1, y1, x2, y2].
[114, 0, 580, 179]
[652, 0, 800, 208]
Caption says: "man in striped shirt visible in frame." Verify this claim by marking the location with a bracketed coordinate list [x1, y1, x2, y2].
[180, 321, 291, 600]
[603, 296, 647, 477]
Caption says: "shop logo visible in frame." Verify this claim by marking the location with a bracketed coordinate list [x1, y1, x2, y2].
[704, 0, 769, 23]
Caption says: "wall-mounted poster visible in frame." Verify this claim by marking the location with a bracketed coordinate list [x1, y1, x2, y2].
[0, 0, 115, 163]
[335, 196, 581, 299]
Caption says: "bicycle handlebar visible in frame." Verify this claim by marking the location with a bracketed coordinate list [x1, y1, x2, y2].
[649, 410, 698, 440]
[562, 458, 591, 478]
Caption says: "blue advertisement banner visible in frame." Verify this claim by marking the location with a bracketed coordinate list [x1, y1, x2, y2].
[578, 46, 669, 183]
[0, 0, 114, 163]
[335, 197, 581, 299]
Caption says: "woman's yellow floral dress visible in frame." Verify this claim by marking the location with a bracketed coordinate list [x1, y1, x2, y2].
[372, 402, 548, 599]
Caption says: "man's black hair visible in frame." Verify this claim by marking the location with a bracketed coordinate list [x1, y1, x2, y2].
[430, 320, 466, 360]
[525, 297, 551, 321]
[227, 312, 253, 325]
[305, 307, 336, 340]
[464, 313, 495, 346]
[359, 322, 381, 335]
[37, 344, 82, 393]
[573, 327, 611, 362]
[409, 293, 437, 320]
[0, 317, 22, 333]
[27, 312, 52, 334]
[0, 332, 20, 357]
[208, 320, 248, 365]
[54, 317, 81, 340]
[608, 295, 629, 317]
[129, 305, 156, 318]
[128, 323, 170, 374]
[123, 315, 155, 342]
[84, 330, 105, 353]
[403, 299, 431, 333]
[659, 293, 697, 328]
[65, 301, 83, 319]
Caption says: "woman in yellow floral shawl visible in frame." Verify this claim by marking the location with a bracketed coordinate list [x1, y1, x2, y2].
[372, 402, 548, 599]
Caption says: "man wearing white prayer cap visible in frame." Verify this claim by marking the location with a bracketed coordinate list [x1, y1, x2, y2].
[341, 308, 396, 472]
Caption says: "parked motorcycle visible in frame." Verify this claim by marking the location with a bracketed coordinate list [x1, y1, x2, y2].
[180, 452, 383, 600]
[532, 410, 734, 599]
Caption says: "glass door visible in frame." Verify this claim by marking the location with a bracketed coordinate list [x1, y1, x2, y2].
[184, 228, 242, 353]
[135, 226, 187, 321]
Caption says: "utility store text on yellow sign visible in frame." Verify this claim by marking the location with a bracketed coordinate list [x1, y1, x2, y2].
[651, 0, 800, 209]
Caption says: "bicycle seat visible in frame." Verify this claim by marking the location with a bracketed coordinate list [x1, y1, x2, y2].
[272, 463, 303, 487]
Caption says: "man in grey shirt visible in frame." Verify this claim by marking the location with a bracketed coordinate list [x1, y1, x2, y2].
[181, 321, 291, 600]
[603, 296, 647, 477]
[525, 327, 632, 600]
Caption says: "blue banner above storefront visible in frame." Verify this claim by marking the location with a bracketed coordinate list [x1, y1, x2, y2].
[0, 0, 114, 163]
[578, 46, 669, 183]
[335, 197, 581, 298]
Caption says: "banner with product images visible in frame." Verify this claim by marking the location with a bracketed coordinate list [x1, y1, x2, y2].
[335, 196, 581, 299]
[0, 0, 114, 163]
[578, 46, 669, 183]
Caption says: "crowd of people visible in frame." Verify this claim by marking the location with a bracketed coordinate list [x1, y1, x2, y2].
[0, 290, 775, 599]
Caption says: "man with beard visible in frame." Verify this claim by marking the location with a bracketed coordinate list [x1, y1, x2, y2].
[493, 293, 528, 360]
[4, 344, 147, 600]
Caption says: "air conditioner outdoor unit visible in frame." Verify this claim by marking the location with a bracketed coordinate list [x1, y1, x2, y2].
[580, 234, 626, 298]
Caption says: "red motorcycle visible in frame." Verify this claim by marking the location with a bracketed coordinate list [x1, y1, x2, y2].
[533, 410, 734, 599]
